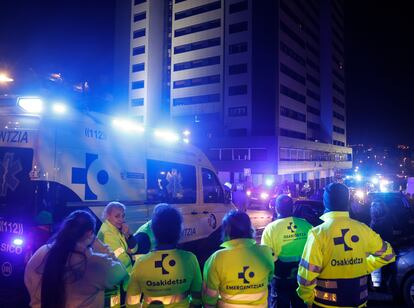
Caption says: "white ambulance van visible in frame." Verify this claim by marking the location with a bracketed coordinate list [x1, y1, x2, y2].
[0, 96, 233, 304]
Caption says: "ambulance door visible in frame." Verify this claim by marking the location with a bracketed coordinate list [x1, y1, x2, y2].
[197, 167, 228, 237]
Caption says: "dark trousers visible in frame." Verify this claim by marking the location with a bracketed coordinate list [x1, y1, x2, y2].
[270, 277, 306, 308]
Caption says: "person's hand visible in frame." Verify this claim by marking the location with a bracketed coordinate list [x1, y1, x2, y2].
[121, 223, 131, 238]
[92, 239, 116, 259]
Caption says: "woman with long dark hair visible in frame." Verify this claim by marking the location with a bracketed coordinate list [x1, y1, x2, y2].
[24, 210, 127, 308]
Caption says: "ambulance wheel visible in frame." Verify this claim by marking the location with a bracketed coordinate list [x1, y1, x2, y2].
[403, 273, 414, 307]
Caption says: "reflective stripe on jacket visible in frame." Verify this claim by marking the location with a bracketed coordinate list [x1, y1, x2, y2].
[297, 211, 396, 308]
[203, 238, 274, 307]
[126, 248, 202, 308]
[98, 220, 137, 293]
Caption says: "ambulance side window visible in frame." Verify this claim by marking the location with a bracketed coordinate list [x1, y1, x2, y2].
[202, 168, 224, 203]
[147, 160, 196, 204]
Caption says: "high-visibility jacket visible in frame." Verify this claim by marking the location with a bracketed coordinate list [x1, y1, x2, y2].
[202, 238, 274, 308]
[297, 211, 396, 308]
[98, 220, 138, 306]
[133, 220, 156, 252]
[261, 217, 312, 278]
[126, 248, 202, 307]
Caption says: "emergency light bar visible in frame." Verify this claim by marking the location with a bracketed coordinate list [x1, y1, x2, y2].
[17, 97, 43, 114]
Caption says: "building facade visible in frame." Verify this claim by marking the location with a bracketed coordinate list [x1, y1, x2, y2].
[125, 0, 352, 189]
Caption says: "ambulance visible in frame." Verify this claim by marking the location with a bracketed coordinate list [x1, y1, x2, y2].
[0, 95, 233, 304]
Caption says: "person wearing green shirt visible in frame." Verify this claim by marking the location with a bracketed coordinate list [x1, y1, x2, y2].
[98, 202, 138, 307]
[261, 195, 312, 308]
[203, 210, 274, 307]
[126, 204, 202, 307]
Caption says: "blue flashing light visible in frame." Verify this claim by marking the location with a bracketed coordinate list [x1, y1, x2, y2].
[17, 97, 43, 114]
[13, 238, 23, 246]
[52, 102, 68, 114]
[265, 178, 274, 187]
[355, 174, 362, 182]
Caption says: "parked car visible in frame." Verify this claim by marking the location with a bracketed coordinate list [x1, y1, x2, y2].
[392, 243, 414, 307]
[246, 185, 277, 209]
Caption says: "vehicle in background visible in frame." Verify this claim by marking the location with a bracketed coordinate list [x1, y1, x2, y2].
[293, 200, 324, 226]
[246, 185, 278, 209]
[392, 244, 414, 307]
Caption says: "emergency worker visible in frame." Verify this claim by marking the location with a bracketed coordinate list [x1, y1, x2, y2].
[232, 183, 247, 212]
[126, 204, 202, 307]
[261, 195, 312, 308]
[203, 210, 274, 307]
[297, 183, 396, 308]
[98, 202, 138, 307]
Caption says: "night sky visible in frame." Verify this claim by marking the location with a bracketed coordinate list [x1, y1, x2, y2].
[0, 0, 413, 146]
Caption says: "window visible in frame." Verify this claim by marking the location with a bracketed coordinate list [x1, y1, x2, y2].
[306, 73, 320, 86]
[307, 89, 320, 101]
[221, 149, 232, 160]
[229, 42, 247, 54]
[133, 12, 146, 22]
[229, 85, 247, 96]
[174, 56, 220, 71]
[304, 26, 319, 44]
[228, 128, 247, 136]
[250, 149, 267, 161]
[202, 168, 224, 203]
[132, 46, 145, 56]
[280, 106, 306, 122]
[131, 80, 145, 89]
[280, 41, 305, 66]
[280, 63, 305, 85]
[132, 62, 145, 72]
[333, 140, 345, 146]
[134, 0, 146, 4]
[229, 63, 247, 75]
[280, 84, 306, 104]
[133, 28, 146, 39]
[175, 1, 221, 20]
[228, 106, 247, 117]
[306, 42, 319, 57]
[174, 37, 220, 54]
[333, 111, 345, 121]
[307, 121, 320, 130]
[229, 21, 248, 34]
[280, 21, 305, 48]
[234, 149, 248, 160]
[173, 74, 220, 89]
[333, 96, 345, 108]
[307, 105, 320, 115]
[332, 27, 344, 44]
[280, 128, 306, 140]
[147, 160, 196, 204]
[333, 83, 345, 96]
[280, 1, 301, 25]
[175, 19, 221, 37]
[332, 40, 343, 56]
[208, 149, 220, 160]
[333, 69, 345, 83]
[333, 125, 345, 134]
[306, 58, 319, 72]
[131, 98, 144, 106]
[173, 94, 220, 106]
[229, 0, 248, 14]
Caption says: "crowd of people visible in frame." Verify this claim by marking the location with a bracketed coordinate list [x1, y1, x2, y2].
[24, 183, 396, 307]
